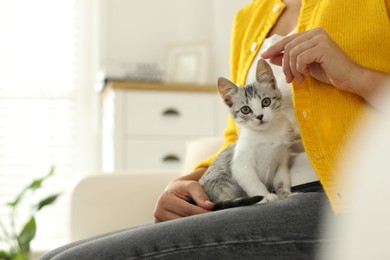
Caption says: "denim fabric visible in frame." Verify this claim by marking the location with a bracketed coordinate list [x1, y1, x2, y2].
[41, 192, 331, 260]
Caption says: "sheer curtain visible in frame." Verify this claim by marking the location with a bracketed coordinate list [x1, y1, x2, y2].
[0, 0, 98, 249]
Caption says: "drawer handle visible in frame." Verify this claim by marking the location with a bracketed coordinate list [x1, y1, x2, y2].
[162, 108, 180, 117]
[162, 154, 181, 163]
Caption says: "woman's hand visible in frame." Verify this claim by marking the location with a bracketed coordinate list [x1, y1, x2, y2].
[261, 27, 390, 106]
[154, 167, 214, 223]
[261, 28, 360, 91]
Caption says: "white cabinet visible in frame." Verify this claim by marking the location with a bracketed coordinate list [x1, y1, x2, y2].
[101, 81, 227, 172]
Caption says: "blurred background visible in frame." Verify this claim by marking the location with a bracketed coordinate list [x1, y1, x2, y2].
[0, 0, 250, 257]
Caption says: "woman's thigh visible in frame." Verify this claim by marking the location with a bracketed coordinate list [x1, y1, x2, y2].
[41, 192, 331, 260]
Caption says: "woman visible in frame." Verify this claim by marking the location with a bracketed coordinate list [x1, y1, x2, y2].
[42, 0, 390, 259]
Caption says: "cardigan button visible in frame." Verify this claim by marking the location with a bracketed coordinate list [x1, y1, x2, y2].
[250, 42, 257, 52]
[272, 4, 281, 13]
[302, 111, 307, 118]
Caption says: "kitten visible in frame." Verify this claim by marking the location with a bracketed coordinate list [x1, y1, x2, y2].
[199, 59, 294, 210]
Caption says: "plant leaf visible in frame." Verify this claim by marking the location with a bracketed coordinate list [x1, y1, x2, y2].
[17, 217, 36, 255]
[11, 252, 28, 260]
[6, 187, 28, 208]
[7, 166, 56, 207]
[0, 250, 11, 260]
[35, 193, 61, 211]
[28, 165, 56, 191]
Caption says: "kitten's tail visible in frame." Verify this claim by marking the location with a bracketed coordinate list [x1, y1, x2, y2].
[213, 195, 263, 211]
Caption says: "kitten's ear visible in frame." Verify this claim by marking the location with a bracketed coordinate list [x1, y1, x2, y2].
[256, 59, 276, 86]
[217, 77, 238, 108]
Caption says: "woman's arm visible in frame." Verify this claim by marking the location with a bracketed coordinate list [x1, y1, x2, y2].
[352, 68, 390, 106]
[261, 27, 390, 107]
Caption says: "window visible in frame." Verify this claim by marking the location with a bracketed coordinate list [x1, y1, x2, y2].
[0, 0, 97, 249]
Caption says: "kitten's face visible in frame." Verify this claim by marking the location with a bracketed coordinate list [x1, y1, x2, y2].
[229, 82, 282, 131]
[217, 59, 282, 131]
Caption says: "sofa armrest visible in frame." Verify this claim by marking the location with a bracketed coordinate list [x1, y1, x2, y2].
[70, 172, 178, 241]
[181, 136, 224, 175]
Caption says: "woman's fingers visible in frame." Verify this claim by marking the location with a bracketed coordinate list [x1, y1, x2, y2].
[294, 45, 331, 84]
[262, 28, 333, 84]
[288, 36, 324, 83]
[268, 53, 283, 66]
[154, 209, 181, 223]
[154, 194, 211, 223]
[153, 180, 213, 223]
[187, 183, 214, 210]
[281, 31, 314, 83]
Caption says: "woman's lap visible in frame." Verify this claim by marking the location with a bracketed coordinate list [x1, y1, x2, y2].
[41, 192, 331, 260]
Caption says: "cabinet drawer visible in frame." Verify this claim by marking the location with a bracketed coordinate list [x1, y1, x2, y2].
[124, 139, 187, 170]
[124, 91, 216, 136]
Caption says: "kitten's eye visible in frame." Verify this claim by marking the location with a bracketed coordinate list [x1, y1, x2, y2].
[240, 106, 252, 115]
[262, 98, 271, 107]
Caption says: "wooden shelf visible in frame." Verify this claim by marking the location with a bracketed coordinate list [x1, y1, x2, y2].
[102, 80, 217, 96]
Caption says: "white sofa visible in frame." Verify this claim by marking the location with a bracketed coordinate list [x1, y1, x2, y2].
[70, 136, 224, 241]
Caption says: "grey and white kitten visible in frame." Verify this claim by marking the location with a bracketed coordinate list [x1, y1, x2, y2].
[199, 59, 294, 210]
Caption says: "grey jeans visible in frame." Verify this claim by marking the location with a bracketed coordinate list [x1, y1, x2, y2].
[41, 191, 331, 260]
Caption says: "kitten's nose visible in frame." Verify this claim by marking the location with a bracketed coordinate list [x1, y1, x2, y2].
[256, 115, 263, 121]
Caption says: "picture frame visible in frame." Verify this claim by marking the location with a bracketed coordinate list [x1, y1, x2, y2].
[164, 44, 210, 84]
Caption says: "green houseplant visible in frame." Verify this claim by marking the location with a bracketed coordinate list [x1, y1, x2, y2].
[0, 166, 61, 260]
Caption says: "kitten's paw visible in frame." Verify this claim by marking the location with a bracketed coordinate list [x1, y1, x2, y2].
[258, 193, 279, 203]
[277, 190, 291, 199]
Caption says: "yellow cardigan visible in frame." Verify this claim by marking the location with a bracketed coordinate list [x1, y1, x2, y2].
[196, 0, 390, 213]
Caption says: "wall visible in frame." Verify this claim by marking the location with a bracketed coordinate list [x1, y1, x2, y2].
[99, 0, 250, 82]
